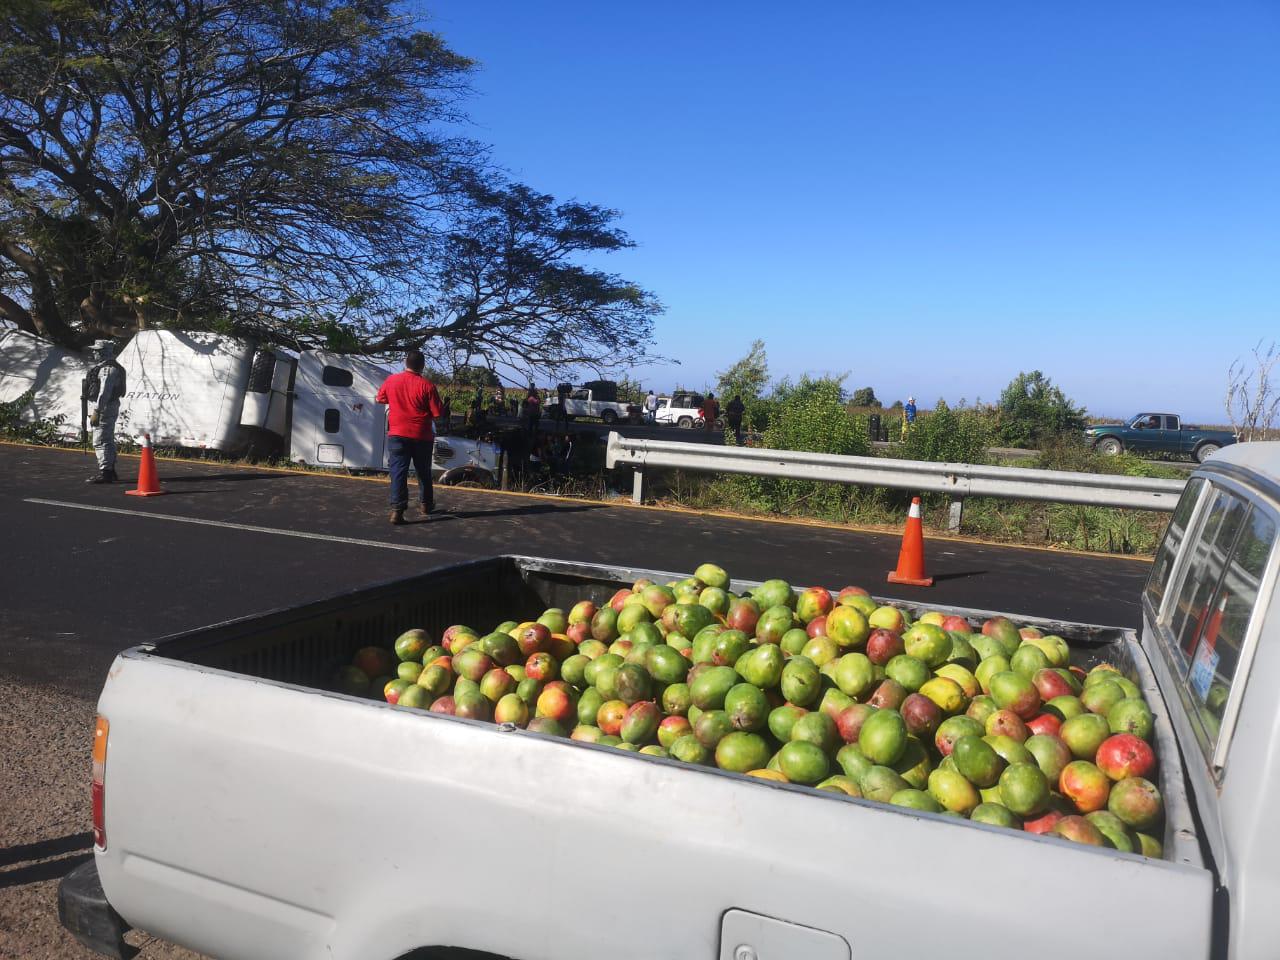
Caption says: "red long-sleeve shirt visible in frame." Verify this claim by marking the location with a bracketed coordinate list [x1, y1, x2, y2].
[376, 371, 444, 441]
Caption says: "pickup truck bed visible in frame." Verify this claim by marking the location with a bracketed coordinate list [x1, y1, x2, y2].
[81, 556, 1214, 960]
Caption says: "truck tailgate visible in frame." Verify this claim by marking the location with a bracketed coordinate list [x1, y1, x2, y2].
[97, 651, 1213, 960]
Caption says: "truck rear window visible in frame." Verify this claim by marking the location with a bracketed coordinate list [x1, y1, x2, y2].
[1156, 481, 1278, 764]
[1145, 477, 1205, 613]
[1166, 489, 1251, 670]
[1185, 506, 1276, 748]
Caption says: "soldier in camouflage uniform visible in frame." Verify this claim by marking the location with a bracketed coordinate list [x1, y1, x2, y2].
[84, 341, 126, 484]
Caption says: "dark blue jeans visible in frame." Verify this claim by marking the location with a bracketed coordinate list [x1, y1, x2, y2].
[388, 435, 434, 510]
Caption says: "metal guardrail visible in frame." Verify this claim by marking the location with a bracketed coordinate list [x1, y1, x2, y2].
[605, 432, 1188, 529]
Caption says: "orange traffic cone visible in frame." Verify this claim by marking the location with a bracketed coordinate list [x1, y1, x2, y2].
[887, 496, 933, 587]
[125, 434, 166, 497]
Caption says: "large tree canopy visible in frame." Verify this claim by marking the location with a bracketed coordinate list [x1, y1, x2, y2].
[362, 180, 661, 380]
[0, 0, 659, 376]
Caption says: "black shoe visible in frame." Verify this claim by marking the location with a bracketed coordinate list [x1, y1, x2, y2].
[86, 471, 112, 484]
[104, 467, 118, 482]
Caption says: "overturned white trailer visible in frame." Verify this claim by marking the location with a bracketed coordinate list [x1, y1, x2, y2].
[0, 327, 499, 479]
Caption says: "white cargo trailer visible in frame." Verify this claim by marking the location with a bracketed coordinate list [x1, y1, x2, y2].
[0, 327, 92, 440]
[114, 330, 289, 452]
[288, 349, 389, 469]
[1, 327, 500, 478]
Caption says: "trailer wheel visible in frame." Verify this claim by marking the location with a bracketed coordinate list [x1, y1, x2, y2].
[601, 409, 618, 424]
[1095, 436, 1123, 456]
[1195, 442, 1221, 463]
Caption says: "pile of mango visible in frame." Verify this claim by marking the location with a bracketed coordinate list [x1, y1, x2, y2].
[334, 562, 1165, 857]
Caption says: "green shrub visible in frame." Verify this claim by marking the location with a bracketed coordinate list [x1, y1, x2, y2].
[0, 390, 68, 445]
[996, 371, 1087, 448]
[899, 401, 992, 464]
[722, 376, 867, 515]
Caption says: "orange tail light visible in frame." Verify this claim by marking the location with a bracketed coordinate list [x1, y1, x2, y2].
[92, 716, 109, 849]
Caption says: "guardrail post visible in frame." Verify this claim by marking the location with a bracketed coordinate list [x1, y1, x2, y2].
[948, 497, 964, 532]
[631, 466, 645, 504]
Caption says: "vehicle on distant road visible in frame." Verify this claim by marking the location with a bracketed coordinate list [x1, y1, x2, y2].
[1086, 413, 1237, 463]
[653, 390, 705, 428]
[545, 380, 631, 424]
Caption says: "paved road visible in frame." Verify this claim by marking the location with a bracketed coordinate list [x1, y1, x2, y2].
[0, 440, 1153, 958]
[1, 442, 1151, 699]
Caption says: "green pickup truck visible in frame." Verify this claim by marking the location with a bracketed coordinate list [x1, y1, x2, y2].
[1085, 413, 1237, 462]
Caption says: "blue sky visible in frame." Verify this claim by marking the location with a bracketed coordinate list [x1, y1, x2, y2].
[425, 1, 1279, 422]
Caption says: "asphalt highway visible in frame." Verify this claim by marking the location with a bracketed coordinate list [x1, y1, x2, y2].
[1, 442, 1152, 700]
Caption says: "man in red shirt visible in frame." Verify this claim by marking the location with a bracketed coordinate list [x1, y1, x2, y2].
[375, 349, 444, 525]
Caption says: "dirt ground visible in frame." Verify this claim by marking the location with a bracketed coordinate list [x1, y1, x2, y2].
[0, 674, 203, 960]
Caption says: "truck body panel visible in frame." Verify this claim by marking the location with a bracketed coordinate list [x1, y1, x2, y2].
[89, 557, 1213, 960]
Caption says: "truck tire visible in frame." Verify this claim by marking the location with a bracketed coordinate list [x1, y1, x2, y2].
[1095, 437, 1123, 456]
[677, 416, 692, 429]
[1195, 442, 1221, 463]
[601, 409, 618, 424]
[438, 466, 495, 488]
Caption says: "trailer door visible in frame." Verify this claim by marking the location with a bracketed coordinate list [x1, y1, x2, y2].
[291, 353, 388, 469]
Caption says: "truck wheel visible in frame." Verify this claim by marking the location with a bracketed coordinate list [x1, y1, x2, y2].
[677, 416, 692, 429]
[601, 410, 618, 424]
[1195, 442, 1221, 463]
[1095, 437, 1123, 456]
[439, 466, 495, 488]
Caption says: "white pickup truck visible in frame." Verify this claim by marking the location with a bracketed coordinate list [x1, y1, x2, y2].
[653, 390, 706, 428]
[545, 384, 632, 424]
[60, 444, 1280, 959]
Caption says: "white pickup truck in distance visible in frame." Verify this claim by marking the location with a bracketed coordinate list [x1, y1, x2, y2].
[60, 444, 1280, 959]
[545, 382, 632, 424]
[653, 390, 706, 428]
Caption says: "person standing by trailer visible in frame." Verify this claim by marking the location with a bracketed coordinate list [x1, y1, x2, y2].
[521, 384, 542, 436]
[643, 389, 658, 424]
[701, 392, 719, 433]
[725, 394, 745, 444]
[438, 394, 452, 435]
[555, 382, 571, 429]
[375, 349, 444, 526]
[83, 340, 126, 484]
